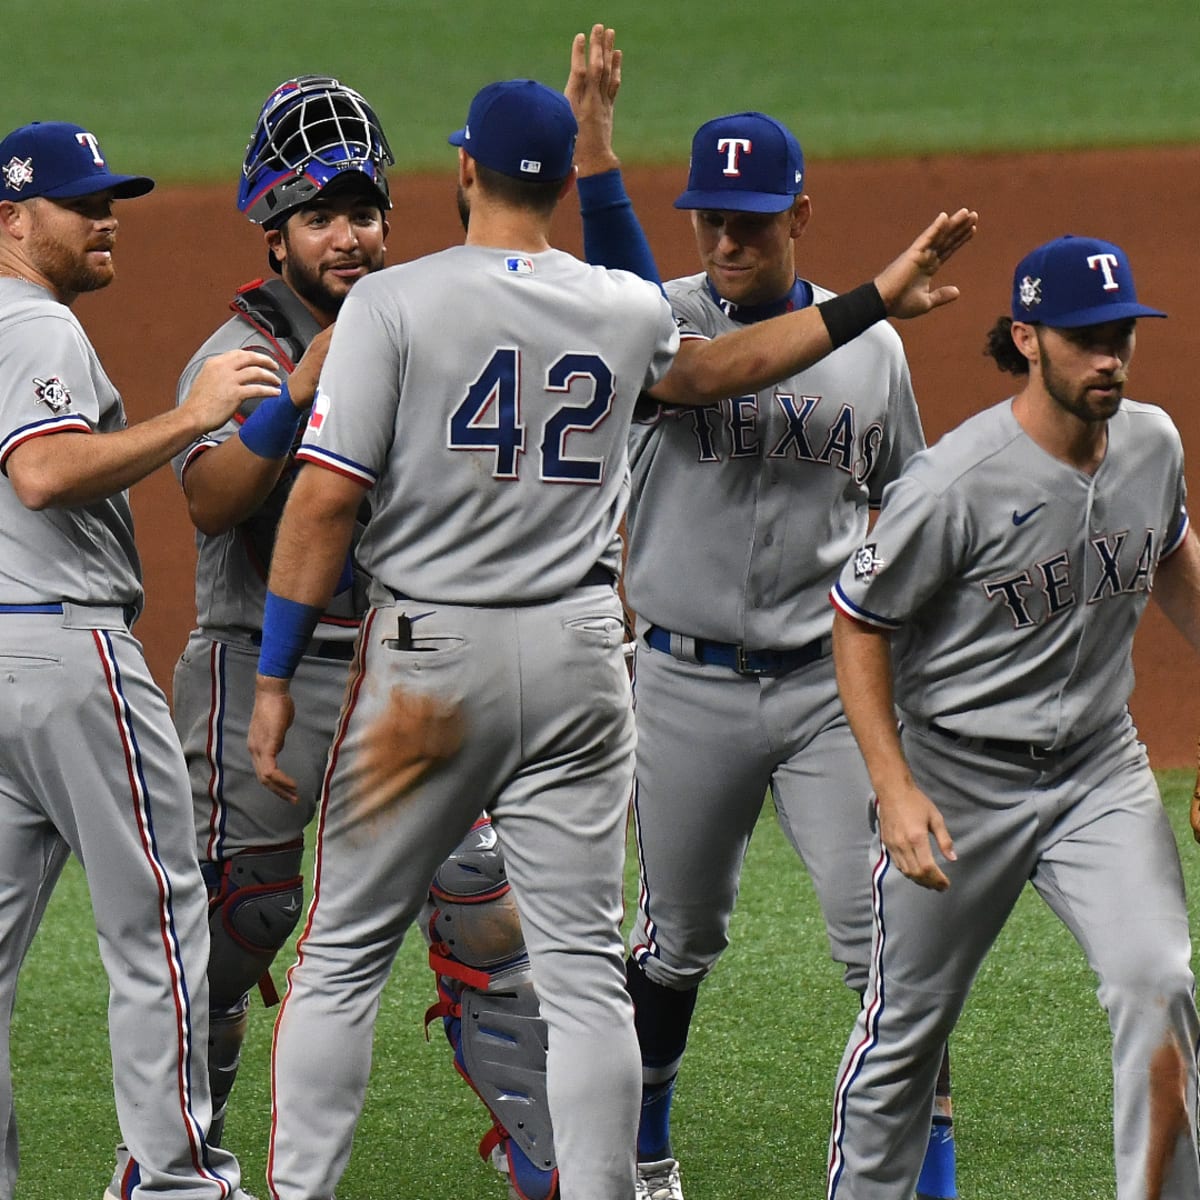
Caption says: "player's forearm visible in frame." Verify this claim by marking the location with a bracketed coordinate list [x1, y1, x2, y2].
[265, 466, 362, 610]
[650, 310, 834, 407]
[183, 437, 291, 535]
[832, 611, 915, 797]
[7, 406, 223, 510]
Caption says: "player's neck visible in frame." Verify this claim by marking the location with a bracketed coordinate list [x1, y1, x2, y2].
[0, 255, 63, 303]
[1012, 388, 1109, 475]
[464, 204, 553, 254]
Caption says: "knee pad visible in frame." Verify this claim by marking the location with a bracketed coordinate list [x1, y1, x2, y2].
[205, 842, 304, 1010]
[422, 818, 558, 1200]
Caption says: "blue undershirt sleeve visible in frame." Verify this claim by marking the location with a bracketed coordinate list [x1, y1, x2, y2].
[577, 169, 663, 290]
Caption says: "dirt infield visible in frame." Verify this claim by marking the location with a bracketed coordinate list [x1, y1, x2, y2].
[76, 145, 1200, 766]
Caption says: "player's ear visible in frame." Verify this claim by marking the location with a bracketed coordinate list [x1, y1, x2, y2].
[789, 194, 812, 240]
[1010, 320, 1040, 366]
[0, 198, 27, 238]
[264, 226, 285, 269]
[558, 168, 578, 203]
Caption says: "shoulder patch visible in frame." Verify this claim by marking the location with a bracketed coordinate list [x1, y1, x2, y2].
[33, 376, 72, 413]
[853, 542, 885, 580]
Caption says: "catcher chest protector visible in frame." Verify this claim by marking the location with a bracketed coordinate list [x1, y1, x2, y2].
[421, 817, 559, 1200]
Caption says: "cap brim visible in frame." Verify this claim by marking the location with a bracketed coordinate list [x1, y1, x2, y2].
[1031, 301, 1168, 328]
[447, 129, 466, 148]
[673, 188, 796, 213]
[43, 173, 155, 200]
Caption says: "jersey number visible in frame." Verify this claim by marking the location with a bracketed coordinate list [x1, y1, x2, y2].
[448, 348, 615, 483]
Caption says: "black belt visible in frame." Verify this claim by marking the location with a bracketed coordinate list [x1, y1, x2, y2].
[250, 631, 356, 662]
[924, 721, 1089, 763]
[386, 564, 616, 607]
[644, 625, 828, 677]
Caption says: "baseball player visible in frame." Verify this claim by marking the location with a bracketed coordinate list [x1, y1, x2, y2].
[0, 121, 279, 1200]
[569, 99, 960, 1200]
[244, 57, 973, 1199]
[169, 75, 392, 1149]
[828, 235, 1200, 1198]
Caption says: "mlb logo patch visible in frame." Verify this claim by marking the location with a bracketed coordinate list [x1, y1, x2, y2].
[519, 159, 542, 175]
[505, 256, 535, 276]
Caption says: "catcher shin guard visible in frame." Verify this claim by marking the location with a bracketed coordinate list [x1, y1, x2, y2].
[207, 996, 249, 1147]
[422, 817, 559, 1200]
[204, 842, 304, 1009]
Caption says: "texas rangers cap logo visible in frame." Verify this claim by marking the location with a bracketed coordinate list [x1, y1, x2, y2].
[33, 376, 72, 413]
[2, 155, 34, 193]
[853, 542, 884, 580]
[1017, 274, 1042, 311]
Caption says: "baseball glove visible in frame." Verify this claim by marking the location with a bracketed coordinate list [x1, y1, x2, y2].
[350, 687, 464, 821]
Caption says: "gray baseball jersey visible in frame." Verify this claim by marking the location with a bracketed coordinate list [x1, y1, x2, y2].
[832, 397, 1187, 742]
[626, 274, 924, 1001]
[267, 244, 677, 1200]
[173, 281, 362, 858]
[827, 395, 1199, 1199]
[298, 247, 675, 603]
[174, 280, 361, 642]
[0, 278, 249, 1198]
[0, 279, 142, 610]
[626, 274, 923, 648]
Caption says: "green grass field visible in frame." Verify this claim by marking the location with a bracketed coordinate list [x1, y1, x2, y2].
[15, 771, 1200, 1197]
[7, 3, 1200, 1196]
[10, 1, 1200, 178]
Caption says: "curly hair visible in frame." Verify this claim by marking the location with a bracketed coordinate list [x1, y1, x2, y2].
[983, 315, 1030, 375]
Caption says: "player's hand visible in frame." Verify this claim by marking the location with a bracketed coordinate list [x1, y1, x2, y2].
[181, 349, 282, 435]
[875, 782, 957, 890]
[248, 675, 300, 804]
[875, 208, 978, 319]
[286, 325, 335, 410]
[565, 23, 622, 177]
[347, 687, 464, 822]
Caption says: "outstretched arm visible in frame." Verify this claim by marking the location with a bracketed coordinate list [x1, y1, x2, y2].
[652, 208, 978, 407]
[7, 349, 280, 510]
[833, 610, 956, 891]
[182, 327, 334, 534]
[565, 24, 661, 285]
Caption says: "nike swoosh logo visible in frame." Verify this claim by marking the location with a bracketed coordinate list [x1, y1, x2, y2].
[1012, 503, 1046, 526]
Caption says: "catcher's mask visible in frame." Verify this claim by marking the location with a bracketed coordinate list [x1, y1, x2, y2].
[238, 75, 394, 227]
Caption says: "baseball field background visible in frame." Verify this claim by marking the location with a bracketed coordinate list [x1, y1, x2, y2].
[9, 2, 1200, 1197]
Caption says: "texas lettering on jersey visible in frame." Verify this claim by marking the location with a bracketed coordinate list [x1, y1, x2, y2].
[982, 527, 1158, 628]
[667, 392, 884, 484]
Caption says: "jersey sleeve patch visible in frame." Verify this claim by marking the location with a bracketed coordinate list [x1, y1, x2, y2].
[830, 581, 901, 630]
[177, 437, 220, 481]
[0, 414, 93, 471]
[1162, 510, 1190, 559]
[294, 444, 376, 487]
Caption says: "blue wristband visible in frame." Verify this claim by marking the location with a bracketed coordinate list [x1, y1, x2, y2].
[259, 591, 322, 679]
[578, 169, 663, 289]
[238, 381, 304, 459]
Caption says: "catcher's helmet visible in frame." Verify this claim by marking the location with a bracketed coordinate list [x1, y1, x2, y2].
[238, 75, 394, 226]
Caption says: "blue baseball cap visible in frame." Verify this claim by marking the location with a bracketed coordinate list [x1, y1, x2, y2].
[674, 112, 805, 213]
[448, 80, 578, 182]
[1011, 235, 1165, 327]
[0, 122, 154, 203]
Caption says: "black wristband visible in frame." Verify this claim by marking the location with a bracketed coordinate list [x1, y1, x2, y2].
[817, 282, 888, 349]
